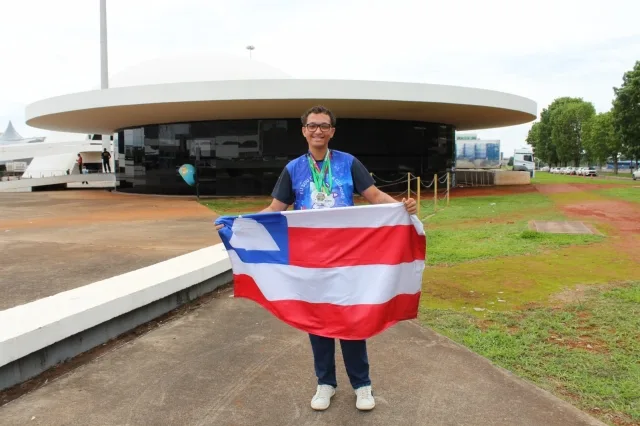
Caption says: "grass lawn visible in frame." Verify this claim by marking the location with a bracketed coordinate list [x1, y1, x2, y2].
[532, 172, 636, 185]
[597, 187, 640, 204]
[200, 198, 270, 217]
[426, 221, 603, 266]
[421, 284, 640, 424]
[599, 170, 637, 178]
[418, 183, 639, 425]
[420, 192, 604, 266]
[421, 192, 557, 226]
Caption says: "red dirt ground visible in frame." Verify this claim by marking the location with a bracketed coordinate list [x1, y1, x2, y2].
[561, 201, 640, 234]
[531, 183, 640, 236]
[536, 184, 640, 257]
[448, 185, 537, 198]
[446, 182, 629, 198]
[534, 183, 626, 194]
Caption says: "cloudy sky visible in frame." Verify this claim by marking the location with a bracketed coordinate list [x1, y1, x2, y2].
[2, 0, 639, 154]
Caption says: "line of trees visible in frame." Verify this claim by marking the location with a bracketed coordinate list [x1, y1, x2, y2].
[526, 60, 640, 173]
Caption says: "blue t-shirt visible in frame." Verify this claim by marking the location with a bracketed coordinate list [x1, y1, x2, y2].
[271, 150, 375, 210]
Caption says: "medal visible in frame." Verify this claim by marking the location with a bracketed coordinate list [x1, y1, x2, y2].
[307, 150, 333, 198]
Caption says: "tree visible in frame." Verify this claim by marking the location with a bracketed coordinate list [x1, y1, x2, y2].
[530, 97, 585, 166]
[612, 60, 640, 169]
[551, 100, 595, 166]
[526, 121, 543, 160]
[583, 111, 620, 171]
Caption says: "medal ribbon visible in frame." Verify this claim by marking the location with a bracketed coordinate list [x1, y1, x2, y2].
[307, 150, 332, 195]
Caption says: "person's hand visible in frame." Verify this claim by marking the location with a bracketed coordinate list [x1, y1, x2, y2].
[402, 197, 417, 215]
[215, 224, 224, 231]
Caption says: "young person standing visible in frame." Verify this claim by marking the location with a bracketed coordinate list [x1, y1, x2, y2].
[219, 105, 417, 411]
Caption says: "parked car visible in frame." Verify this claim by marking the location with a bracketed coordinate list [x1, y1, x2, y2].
[633, 168, 640, 180]
[584, 167, 598, 177]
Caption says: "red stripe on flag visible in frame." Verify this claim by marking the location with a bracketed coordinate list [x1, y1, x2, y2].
[288, 225, 426, 268]
[233, 273, 420, 340]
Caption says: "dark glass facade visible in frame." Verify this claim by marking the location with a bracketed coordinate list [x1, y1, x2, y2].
[116, 118, 455, 196]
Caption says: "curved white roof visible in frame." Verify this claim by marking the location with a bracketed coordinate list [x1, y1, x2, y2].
[25, 54, 536, 134]
[109, 52, 292, 88]
[26, 80, 537, 134]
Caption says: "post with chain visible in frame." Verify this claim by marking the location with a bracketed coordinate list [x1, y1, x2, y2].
[416, 175, 421, 217]
[434, 173, 438, 211]
[447, 172, 450, 206]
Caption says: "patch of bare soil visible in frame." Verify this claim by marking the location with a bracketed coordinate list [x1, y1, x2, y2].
[550, 284, 595, 304]
[449, 185, 537, 198]
[546, 334, 609, 354]
[534, 183, 629, 194]
[561, 200, 640, 234]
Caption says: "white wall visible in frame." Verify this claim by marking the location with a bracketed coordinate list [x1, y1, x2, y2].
[0, 140, 103, 163]
[81, 152, 102, 164]
[23, 153, 77, 178]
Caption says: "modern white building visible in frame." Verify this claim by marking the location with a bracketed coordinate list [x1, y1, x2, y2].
[24, 52, 537, 195]
[0, 119, 110, 190]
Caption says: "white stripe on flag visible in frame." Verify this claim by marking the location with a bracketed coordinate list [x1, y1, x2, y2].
[228, 250, 424, 306]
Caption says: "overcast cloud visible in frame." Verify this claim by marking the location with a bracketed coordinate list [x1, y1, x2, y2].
[2, 0, 639, 154]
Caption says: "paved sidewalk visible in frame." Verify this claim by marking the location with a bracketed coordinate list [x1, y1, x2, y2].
[0, 287, 604, 426]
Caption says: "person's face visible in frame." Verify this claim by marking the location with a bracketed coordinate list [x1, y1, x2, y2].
[302, 113, 335, 150]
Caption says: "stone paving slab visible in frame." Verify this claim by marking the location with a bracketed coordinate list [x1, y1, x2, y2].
[529, 220, 595, 234]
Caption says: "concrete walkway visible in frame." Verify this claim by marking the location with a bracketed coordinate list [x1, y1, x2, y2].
[0, 286, 603, 426]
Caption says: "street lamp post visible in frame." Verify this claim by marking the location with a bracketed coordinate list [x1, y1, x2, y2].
[246, 45, 255, 59]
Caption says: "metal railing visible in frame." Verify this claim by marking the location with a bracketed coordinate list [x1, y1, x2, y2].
[370, 172, 451, 221]
[454, 170, 495, 187]
[0, 168, 111, 181]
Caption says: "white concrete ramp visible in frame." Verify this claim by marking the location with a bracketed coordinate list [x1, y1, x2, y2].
[0, 173, 115, 192]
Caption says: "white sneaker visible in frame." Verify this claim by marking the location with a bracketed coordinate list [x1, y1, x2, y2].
[311, 384, 336, 411]
[355, 385, 375, 411]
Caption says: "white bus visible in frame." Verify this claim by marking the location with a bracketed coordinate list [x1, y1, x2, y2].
[513, 147, 535, 178]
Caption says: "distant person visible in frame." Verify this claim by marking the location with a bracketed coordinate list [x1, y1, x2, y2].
[101, 149, 112, 173]
[77, 154, 88, 184]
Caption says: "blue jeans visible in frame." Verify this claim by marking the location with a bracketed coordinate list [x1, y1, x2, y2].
[309, 333, 371, 389]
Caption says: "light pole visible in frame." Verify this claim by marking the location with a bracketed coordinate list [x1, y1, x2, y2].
[100, 0, 109, 89]
[99, 0, 113, 173]
[246, 45, 255, 59]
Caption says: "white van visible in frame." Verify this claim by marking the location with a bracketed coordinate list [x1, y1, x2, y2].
[513, 147, 535, 178]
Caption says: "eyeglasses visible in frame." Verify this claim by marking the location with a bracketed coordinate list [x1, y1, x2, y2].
[304, 123, 332, 132]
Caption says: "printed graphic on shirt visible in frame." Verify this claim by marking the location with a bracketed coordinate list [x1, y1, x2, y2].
[288, 150, 355, 211]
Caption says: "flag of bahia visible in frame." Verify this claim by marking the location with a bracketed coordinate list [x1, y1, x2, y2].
[215, 203, 426, 340]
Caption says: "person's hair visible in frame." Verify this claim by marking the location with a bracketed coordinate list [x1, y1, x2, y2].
[301, 105, 336, 127]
